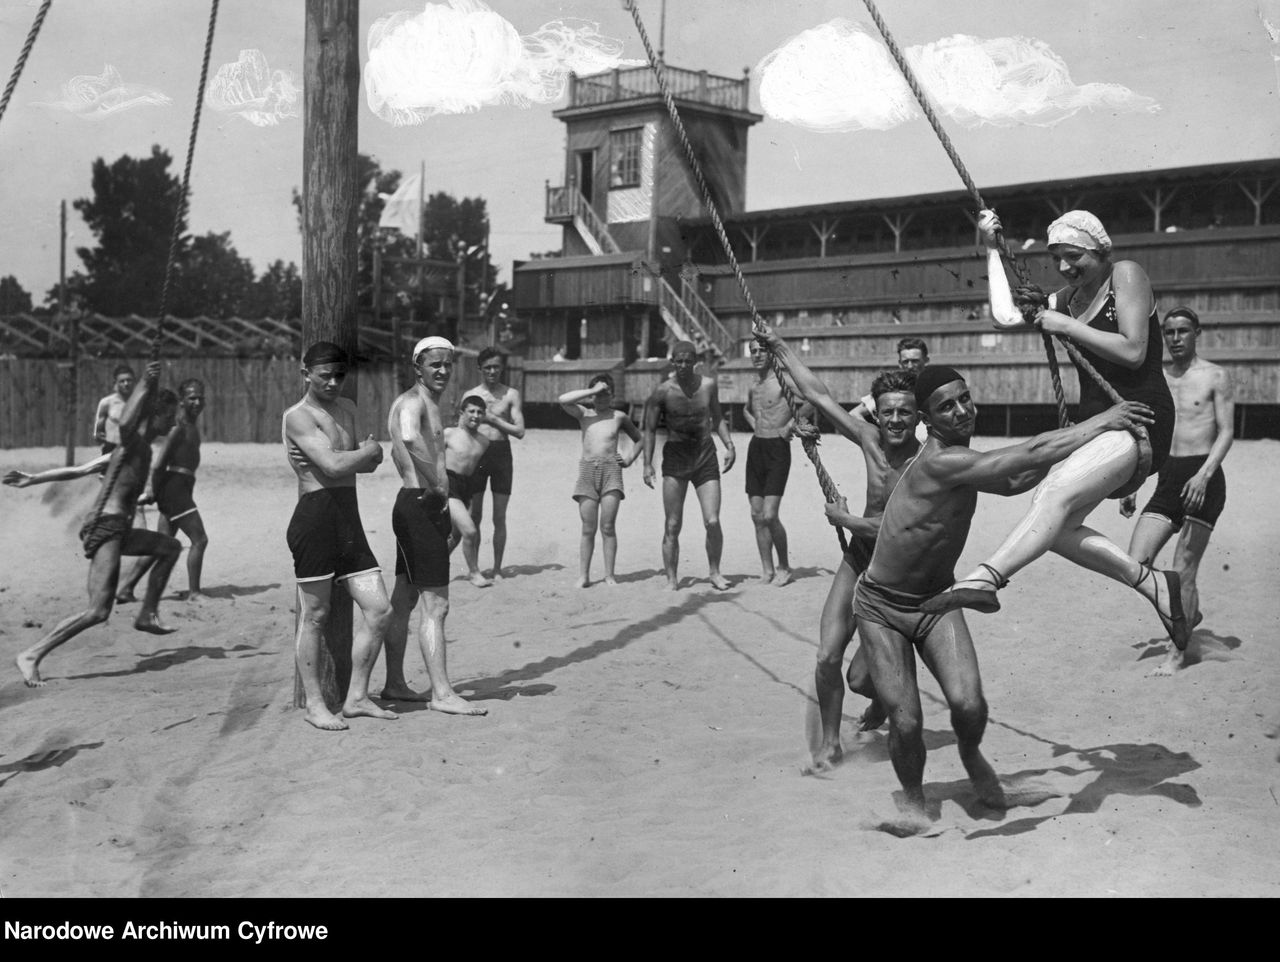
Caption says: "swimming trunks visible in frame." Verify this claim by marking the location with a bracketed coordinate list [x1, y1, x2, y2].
[447, 469, 474, 503]
[286, 487, 380, 583]
[744, 435, 791, 498]
[842, 535, 876, 576]
[472, 438, 513, 496]
[573, 455, 625, 503]
[1140, 454, 1226, 531]
[78, 513, 131, 559]
[1071, 286, 1175, 487]
[662, 437, 720, 487]
[393, 488, 451, 588]
[154, 470, 198, 523]
[852, 573, 950, 648]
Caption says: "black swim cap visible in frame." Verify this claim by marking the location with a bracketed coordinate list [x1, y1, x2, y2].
[302, 341, 348, 367]
[913, 364, 965, 411]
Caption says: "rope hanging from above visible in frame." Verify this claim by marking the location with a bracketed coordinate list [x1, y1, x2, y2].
[859, 0, 1150, 496]
[622, 0, 848, 550]
[0, 0, 51, 130]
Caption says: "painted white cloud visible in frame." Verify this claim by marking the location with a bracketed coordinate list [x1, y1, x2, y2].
[206, 49, 300, 127]
[758, 19, 1159, 133]
[35, 65, 171, 119]
[364, 0, 642, 126]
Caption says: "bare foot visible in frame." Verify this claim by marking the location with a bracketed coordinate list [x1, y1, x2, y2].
[708, 572, 731, 591]
[379, 684, 431, 702]
[115, 591, 137, 604]
[802, 741, 843, 775]
[575, 575, 590, 588]
[183, 591, 205, 602]
[16, 652, 46, 688]
[772, 567, 794, 587]
[865, 795, 936, 837]
[134, 611, 177, 635]
[1149, 646, 1187, 677]
[303, 706, 349, 731]
[468, 571, 493, 588]
[858, 700, 887, 731]
[491, 570, 506, 582]
[603, 575, 618, 586]
[756, 571, 775, 586]
[664, 578, 680, 591]
[342, 698, 399, 721]
[429, 693, 488, 716]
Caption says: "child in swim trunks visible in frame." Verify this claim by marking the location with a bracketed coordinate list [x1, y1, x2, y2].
[445, 395, 494, 587]
[559, 374, 642, 587]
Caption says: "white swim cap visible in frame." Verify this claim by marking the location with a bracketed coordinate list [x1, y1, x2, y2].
[1047, 210, 1112, 253]
[412, 336, 454, 362]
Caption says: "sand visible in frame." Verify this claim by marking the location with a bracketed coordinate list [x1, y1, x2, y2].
[1, 430, 1278, 897]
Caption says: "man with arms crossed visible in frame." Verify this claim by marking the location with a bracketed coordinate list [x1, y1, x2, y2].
[850, 363, 1152, 833]
[381, 337, 487, 716]
[742, 341, 805, 587]
[282, 342, 395, 731]
[758, 331, 923, 771]
[466, 347, 525, 582]
[6, 361, 180, 687]
[1122, 307, 1234, 675]
[643, 340, 736, 591]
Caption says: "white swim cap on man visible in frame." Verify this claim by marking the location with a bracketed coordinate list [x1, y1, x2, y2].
[412, 336, 454, 362]
[1047, 210, 1112, 253]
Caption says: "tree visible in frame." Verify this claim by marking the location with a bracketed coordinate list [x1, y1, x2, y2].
[69, 145, 186, 316]
[250, 259, 303, 320]
[0, 275, 32, 313]
[170, 231, 257, 319]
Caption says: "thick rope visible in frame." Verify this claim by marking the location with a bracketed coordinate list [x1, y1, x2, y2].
[862, 0, 1150, 496]
[623, 1, 847, 548]
[153, 0, 220, 361]
[0, 0, 51, 130]
[91, 0, 219, 525]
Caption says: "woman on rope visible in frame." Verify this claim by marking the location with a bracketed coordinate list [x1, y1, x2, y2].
[923, 209, 1188, 654]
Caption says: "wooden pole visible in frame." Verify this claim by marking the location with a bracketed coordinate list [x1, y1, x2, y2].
[61, 200, 76, 466]
[297, 0, 360, 712]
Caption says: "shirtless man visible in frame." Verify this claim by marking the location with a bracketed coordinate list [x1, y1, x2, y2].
[849, 363, 1153, 833]
[93, 365, 136, 454]
[758, 330, 922, 770]
[466, 347, 525, 581]
[445, 394, 493, 584]
[116, 378, 209, 603]
[282, 341, 395, 731]
[5, 360, 181, 687]
[1121, 307, 1234, 674]
[380, 337, 487, 716]
[642, 340, 736, 590]
[559, 374, 642, 587]
[742, 341, 805, 587]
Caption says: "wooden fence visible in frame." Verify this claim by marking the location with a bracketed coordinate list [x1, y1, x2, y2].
[0, 352, 491, 448]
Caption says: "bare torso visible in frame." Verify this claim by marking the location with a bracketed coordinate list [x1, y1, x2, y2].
[748, 375, 792, 439]
[96, 434, 152, 518]
[471, 383, 518, 442]
[1166, 358, 1225, 457]
[867, 437, 976, 594]
[167, 419, 201, 472]
[282, 397, 360, 495]
[445, 427, 489, 475]
[388, 385, 446, 491]
[654, 375, 714, 442]
[577, 407, 629, 458]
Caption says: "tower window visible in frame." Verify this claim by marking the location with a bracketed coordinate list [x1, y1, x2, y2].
[609, 127, 642, 189]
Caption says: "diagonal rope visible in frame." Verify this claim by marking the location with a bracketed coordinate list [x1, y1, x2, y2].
[0, 0, 51, 129]
[91, 0, 219, 526]
[623, 1, 848, 549]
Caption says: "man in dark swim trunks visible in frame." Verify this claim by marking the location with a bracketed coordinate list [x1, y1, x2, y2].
[282, 342, 396, 731]
[1121, 307, 1235, 674]
[846, 364, 1154, 834]
[116, 377, 210, 603]
[5, 360, 181, 688]
[381, 336, 487, 716]
[444, 394, 494, 585]
[465, 347, 525, 581]
[642, 340, 736, 590]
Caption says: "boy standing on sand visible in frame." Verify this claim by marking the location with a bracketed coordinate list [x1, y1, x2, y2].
[558, 374, 642, 587]
[282, 341, 396, 731]
[465, 347, 525, 581]
[116, 377, 210, 603]
[381, 336, 488, 716]
[444, 395, 493, 584]
[5, 360, 181, 687]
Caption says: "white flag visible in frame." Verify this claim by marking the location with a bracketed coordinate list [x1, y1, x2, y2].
[378, 172, 422, 235]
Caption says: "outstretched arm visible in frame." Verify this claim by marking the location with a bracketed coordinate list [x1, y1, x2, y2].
[4, 453, 111, 488]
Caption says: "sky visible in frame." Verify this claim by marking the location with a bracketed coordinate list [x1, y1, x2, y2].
[1, 0, 1278, 304]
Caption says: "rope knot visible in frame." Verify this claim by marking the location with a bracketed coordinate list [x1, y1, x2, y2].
[1013, 283, 1049, 322]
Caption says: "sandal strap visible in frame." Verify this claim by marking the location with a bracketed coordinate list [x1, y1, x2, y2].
[978, 563, 1010, 589]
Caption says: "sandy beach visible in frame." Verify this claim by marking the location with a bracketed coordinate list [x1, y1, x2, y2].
[1, 429, 1278, 897]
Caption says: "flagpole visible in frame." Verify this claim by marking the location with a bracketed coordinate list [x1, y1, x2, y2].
[416, 160, 425, 330]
